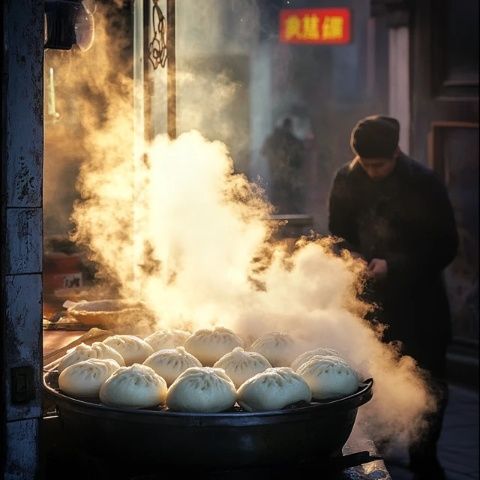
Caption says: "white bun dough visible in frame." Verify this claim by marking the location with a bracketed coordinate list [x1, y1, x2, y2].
[250, 332, 298, 367]
[237, 367, 312, 412]
[144, 329, 190, 351]
[57, 342, 125, 373]
[143, 347, 201, 385]
[59, 358, 120, 398]
[291, 347, 342, 371]
[103, 335, 154, 365]
[184, 327, 243, 366]
[166, 367, 236, 413]
[99, 364, 167, 408]
[297, 355, 359, 400]
[213, 347, 271, 388]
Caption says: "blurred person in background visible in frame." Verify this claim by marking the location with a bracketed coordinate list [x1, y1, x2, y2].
[262, 117, 306, 213]
[328, 115, 459, 480]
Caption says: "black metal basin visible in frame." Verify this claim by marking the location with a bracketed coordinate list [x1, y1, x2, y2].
[43, 371, 373, 468]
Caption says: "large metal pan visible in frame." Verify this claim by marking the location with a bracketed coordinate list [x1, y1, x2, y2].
[43, 371, 373, 468]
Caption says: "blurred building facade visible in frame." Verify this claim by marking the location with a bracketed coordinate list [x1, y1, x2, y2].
[1, 1, 478, 478]
[161, 0, 478, 370]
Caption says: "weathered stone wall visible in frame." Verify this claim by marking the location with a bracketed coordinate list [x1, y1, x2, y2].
[1, 1, 44, 478]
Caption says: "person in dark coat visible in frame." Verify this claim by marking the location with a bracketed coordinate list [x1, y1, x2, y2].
[328, 115, 458, 480]
[262, 117, 306, 213]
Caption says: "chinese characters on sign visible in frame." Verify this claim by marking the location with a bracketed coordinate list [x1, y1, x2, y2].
[280, 8, 351, 44]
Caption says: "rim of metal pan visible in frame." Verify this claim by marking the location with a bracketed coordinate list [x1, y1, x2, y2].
[44, 370, 373, 420]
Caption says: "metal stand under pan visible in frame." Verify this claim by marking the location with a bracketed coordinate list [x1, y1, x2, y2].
[42, 438, 387, 480]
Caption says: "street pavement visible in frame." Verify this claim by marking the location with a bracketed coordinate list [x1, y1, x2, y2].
[385, 385, 479, 480]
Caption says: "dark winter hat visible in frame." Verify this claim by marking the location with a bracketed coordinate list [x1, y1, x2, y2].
[350, 115, 400, 158]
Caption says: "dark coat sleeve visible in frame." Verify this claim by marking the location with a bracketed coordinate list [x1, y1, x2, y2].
[386, 174, 459, 282]
[328, 169, 359, 252]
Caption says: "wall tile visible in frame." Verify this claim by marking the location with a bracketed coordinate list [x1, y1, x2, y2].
[4, 274, 42, 422]
[5, 208, 42, 275]
[4, 419, 40, 480]
[4, 0, 43, 207]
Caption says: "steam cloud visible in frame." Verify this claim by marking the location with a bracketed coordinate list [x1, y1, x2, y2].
[48, 2, 437, 451]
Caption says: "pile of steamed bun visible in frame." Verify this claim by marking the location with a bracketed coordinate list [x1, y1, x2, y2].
[56, 328, 361, 412]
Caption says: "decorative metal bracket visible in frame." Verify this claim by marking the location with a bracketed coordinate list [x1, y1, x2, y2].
[148, 0, 167, 69]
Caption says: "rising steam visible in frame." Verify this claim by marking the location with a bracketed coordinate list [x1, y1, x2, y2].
[50, 2, 436, 450]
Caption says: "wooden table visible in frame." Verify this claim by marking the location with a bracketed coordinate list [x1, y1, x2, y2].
[43, 328, 111, 365]
[43, 331, 84, 357]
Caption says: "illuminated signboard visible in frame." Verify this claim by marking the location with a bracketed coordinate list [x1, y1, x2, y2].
[279, 8, 351, 44]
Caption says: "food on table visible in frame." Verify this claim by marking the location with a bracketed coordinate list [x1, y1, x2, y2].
[144, 329, 191, 351]
[237, 367, 311, 412]
[57, 342, 125, 373]
[143, 347, 201, 386]
[166, 367, 236, 413]
[290, 347, 342, 371]
[213, 347, 271, 388]
[297, 355, 359, 400]
[99, 364, 167, 408]
[66, 299, 150, 328]
[250, 332, 298, 367]
[59, 358, 120, 398]
[184, 327, 243, 366]
[103, 335, 154, 365]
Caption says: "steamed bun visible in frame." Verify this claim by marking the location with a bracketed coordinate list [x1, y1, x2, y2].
[166, 367, 236, 413]
[237, 367, 311, 412]
[291, 347, 342, 371]
[144, 329, 190, 351]
[213, 347, 271, 388]
[250, 332, 298, 367]
[59, 358, 120, 398]
[103, 335, 154, 365]
[57, 342, 125, 373]
[143, 347, 201, 385]
[297, 355, 359, 400]
[99, 364, 167, 408]
[184, 327, 243, 366]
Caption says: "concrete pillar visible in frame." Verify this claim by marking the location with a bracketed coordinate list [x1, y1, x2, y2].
[370, 0, 411, 153]
[1, 1, 44, 478]
[388, 26, 410, 153]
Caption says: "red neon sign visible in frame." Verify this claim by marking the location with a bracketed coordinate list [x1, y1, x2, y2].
[280, 8, 351, 45]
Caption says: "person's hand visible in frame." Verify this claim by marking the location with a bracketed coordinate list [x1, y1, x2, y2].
[367, 258, 388, 279]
